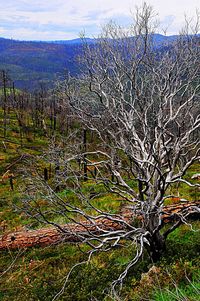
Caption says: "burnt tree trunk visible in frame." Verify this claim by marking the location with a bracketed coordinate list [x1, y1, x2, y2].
[2, 70, 8, 138]
[83, 128, 88, 181]
[146, 231, 166, 262]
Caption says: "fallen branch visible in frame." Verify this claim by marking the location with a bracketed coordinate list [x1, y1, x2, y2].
[5, 153, 31, 171]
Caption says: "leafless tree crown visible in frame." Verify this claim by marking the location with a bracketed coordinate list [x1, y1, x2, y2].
[22, 3, 200, 298]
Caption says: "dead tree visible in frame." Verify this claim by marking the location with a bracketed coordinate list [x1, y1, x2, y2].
[20, 3, 200, 297]
[83, 128, 88, 181]
[0, 70, 10, 138]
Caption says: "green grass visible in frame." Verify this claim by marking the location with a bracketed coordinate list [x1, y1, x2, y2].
[0, 107, 199, 300]
[0, 87, 22, 96]
[0, 222, 199, 300]
[153, 275, 200, 301]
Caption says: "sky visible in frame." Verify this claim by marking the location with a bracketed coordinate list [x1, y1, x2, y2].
[0, 0, 199, 41]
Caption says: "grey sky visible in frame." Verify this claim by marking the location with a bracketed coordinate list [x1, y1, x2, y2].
[0, 0, 199, 40]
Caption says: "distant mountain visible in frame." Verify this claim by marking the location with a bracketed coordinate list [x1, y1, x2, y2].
[0, 34, 179, 90]
[150, 33, 178, 45]
[0, 38, 85, 90]
[49, 38, 96, 45]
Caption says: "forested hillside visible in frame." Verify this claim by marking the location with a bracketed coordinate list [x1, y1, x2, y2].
[0, 34, 178, 90]
[0, 38, 83, 90]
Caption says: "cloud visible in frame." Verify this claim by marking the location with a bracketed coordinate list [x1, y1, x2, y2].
[0, 0, 199, 40]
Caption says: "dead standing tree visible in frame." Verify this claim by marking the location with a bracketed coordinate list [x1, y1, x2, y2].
[21, 4, 200, 297]
[65, 6, 200, 257]
[0, 70, 10, 138]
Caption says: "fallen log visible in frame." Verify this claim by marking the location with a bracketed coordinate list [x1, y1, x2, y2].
[0, 201, 199, 251]
[0, 217, 125, 250]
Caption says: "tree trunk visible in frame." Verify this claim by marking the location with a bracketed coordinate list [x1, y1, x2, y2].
[147, 231, 166, 262]
[0, 201, 199, 251]
[83, 128, 88, 181]
[2, 70, 8, 138]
